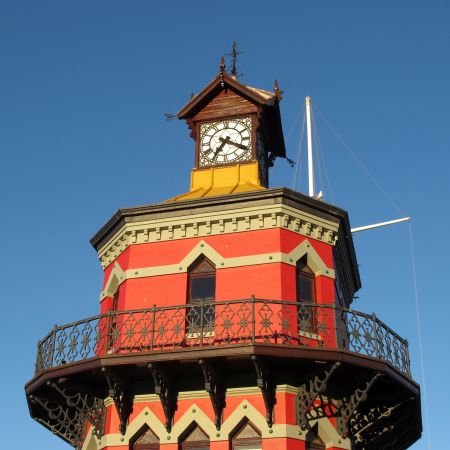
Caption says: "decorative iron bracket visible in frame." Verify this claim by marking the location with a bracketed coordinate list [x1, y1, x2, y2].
[296, 362, 341, 431]
[29, 379, 106, 450]
[29, 394, 85, 449]
[199, 359, 226, 430]
[336, 373, 382, 438]
[251, 355, 276, 427]
[148, 363, 177, 433]
[101, 368, 133, 435]
[351, 398, 413, 449]
[47, 380, 106, 440]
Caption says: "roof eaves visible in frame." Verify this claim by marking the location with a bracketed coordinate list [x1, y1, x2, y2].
[177, 72, 274, 119]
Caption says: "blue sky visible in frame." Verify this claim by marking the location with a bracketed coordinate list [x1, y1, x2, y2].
[1, 1, 449, 449]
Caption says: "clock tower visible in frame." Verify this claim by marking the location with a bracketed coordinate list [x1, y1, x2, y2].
[26, 59, 422, 450]
[171, 58, 286, 201]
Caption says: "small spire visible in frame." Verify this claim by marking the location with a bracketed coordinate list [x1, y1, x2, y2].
[226, 41, 244, 79]
[219, 56, 226, 87]
[274, 79, 283, 100]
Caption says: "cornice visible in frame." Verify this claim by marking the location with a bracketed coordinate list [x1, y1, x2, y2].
[91, 188, 347, 250]
[96, 201, 339, 269]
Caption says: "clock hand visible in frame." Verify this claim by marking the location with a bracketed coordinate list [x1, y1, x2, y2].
[218, 136, 248, 150]
[213, 137, 230, 159]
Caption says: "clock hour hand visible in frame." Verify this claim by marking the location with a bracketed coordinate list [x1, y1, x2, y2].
[213, 137, 230, 159]
[219, 136, 248, 150]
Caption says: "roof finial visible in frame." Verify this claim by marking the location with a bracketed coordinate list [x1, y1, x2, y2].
[273, 79, 283, 100]
[219, 56, 226, 87]
[226, 41, 244, 79]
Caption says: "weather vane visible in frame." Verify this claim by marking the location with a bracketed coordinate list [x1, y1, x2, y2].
[226, 41, 244, 78]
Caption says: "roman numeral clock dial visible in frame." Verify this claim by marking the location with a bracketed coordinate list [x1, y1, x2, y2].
[199, 116, 252, 167]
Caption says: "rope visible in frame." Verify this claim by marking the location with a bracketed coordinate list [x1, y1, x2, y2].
[312, 108, 325, 195]
[408, 222, 432, 450]
[314, 105, 405, 216]
[286, 106, 304, 143]
[291, 112, 306, 190]
[315, 115, 335, 204]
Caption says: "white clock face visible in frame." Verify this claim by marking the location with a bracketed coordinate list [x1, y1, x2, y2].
[199, 116, 252, 167]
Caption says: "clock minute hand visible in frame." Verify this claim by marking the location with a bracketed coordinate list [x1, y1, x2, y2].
[219, 136, 248, 150]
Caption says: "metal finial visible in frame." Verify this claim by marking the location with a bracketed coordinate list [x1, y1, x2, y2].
[219, 56, 226, 87]
[274, 79, 283, 100]
[226, 41, 244, 79]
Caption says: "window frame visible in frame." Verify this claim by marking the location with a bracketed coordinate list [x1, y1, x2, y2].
[186, 257, 216, 336]
[179, 423, 210, 450]
[296, 258, 317, 335]
[230, 420, 262, 450]
[129, 425, 160, 450]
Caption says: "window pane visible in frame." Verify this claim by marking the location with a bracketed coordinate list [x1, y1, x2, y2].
[297, 274, 314, 301]
[191, 276, 215, 301]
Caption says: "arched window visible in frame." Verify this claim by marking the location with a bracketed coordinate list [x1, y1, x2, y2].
[112, 287, 120, 311]
[179, 423, 209, 450]
[231, 420, 262, 449]
[305, 425, 325, 450]
[130, 425, 159, 450]
[109, 287, 121, 350]
[187, 257, 216, 335]
[296, 257, 316, 332]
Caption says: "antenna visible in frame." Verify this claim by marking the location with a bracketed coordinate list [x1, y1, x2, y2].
[226, 41, 244, 79]
[305, 96, 315, 197]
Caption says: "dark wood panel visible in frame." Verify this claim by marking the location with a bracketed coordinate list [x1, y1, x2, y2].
[193, 90, 258, 122]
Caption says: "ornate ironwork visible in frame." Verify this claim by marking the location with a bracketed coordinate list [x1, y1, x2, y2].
[102, 368, 133, 435]
[296, 362, 341, 431]
[29, 381, 105, 450]
[251, 356, 276, 427]
[34, 299, 411, 378]
[148, 363, 177, 432]
[351, 398, 414, 449]
[199, 359, 225, 430]
[336, 373, 382, 438]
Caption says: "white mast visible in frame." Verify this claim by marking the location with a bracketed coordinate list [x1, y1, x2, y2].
[305, 96, 315, 197]
[351, 217, 411, 233]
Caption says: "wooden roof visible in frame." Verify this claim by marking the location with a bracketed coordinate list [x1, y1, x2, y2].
[177, 71, 277, 120]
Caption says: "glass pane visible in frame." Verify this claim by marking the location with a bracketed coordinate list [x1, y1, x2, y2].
[297, 274, 314, 302]
[191, 276, 215, 301]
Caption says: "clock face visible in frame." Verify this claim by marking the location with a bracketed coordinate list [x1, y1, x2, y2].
[199, 116, 252, 167]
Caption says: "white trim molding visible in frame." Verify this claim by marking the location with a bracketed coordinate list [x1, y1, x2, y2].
[96, 398, 350, 449]
[100, 240, 335, 301]
[96, 203, 339, 268]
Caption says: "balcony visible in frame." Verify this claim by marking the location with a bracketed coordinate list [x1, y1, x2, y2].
[33, 298, 411, 378]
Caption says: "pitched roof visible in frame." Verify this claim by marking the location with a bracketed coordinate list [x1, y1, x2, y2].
[177, 71, 278, 119]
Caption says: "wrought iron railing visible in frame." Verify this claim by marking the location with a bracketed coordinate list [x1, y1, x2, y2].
[34, 299, 411, 377]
